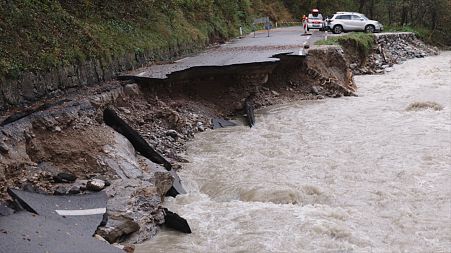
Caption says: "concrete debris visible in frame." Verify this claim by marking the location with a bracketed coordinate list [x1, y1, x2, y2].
[96, 216, 140, 243]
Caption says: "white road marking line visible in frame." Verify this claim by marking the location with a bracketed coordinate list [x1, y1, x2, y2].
[55, 208, 106, 216]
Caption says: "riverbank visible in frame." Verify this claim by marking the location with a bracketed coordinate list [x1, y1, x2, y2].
[0, 31, 441, 251]
[136, 51, 451, 252]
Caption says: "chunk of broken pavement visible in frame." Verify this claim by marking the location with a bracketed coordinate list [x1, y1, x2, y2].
[68, 186, 81, 195]
[163, 208, 191, 234]
[96, 216, 140, 243]
[53, 185, 68, 195]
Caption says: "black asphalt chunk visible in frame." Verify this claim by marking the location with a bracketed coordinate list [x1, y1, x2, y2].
[104, 107, 173, 170]
[53, 172, 77, 183]
[0, 212, 123, 253]
[8, 189, 107, 235]
[212, 118, 237, 129]
[163, 208, 192, 234]
[166, 169, 187, 197]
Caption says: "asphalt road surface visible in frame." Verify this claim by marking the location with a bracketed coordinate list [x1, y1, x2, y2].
[132, 27, 326, 79]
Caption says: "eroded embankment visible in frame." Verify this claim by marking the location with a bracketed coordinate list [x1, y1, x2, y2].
[343, 32, 439, 74]
[0, 33, 435, 250]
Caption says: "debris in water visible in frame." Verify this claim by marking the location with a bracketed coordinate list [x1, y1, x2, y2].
[406, 101, 443, 111]
[163, 208, 192, 234]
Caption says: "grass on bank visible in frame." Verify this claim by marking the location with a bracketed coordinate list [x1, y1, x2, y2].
[0, 0, 293, 80]
[384, 25, 448, 47]
[315, 32, 376, 56]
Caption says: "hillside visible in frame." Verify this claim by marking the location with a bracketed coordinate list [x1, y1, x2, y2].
[0, 0, 292, 79]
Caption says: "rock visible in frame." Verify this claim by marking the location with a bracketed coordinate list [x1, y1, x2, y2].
[123, 244, 135, 253]
[87, 179, 106, 192]
[94, 234, 109, 243]
[385, 67, 394, 73]
[196, 122, 205, 132]
[53, 186, 68, 195]
[120, 108, 131, 114]
[271, 90, 280, 96]
[21, 183, 46, 194]
[311, 86, 320, 95]
[53, 172, 77, 183]
[0, 140, 9, 154]
[165, 130, 179, 139]
[101, 131, 143, 180]
[96, 216, 140, 243]
[104, 179, 163, 243]
[140, 158, 174, 197]
[54, 126, 62, 132]
[124, 83, 141, 97]
[68, 186, 81, 195]
[163, 208, 191, 234]
[349, 63, 358, 69]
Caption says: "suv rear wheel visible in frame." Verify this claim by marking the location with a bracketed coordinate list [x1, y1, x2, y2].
[333, 25, 343, 34]
[365, 25, 375, 33]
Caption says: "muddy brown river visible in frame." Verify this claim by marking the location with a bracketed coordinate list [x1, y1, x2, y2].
[137, 52, 451, 252]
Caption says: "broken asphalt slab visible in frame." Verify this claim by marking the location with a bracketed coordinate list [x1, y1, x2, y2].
[212, 118, 237, 129]
[0, 212, 123, 253]
[8, 188, 107, 236]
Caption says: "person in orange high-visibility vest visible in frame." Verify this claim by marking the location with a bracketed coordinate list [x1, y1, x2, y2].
[301, 15, 308, 33]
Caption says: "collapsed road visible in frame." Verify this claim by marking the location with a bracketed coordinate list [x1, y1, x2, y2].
[0, 26, 439, 252]
[1, 189, 123, 253]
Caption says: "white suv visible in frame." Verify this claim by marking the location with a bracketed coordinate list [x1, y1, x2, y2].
[326, 12, 383, 34]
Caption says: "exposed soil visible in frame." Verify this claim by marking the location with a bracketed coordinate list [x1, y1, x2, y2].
[0, 32, 438, 247]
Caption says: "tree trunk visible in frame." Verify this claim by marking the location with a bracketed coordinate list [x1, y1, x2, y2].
[359, 0, 366, 13]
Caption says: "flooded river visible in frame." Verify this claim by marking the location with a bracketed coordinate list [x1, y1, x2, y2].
[137, 52, 451, 252]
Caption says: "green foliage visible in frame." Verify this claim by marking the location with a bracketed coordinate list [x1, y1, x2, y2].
[2, 0, 447, 80]
[316, 33, 375, 56]
[0, 0, 293, 79]
[283, 0, 450, 46]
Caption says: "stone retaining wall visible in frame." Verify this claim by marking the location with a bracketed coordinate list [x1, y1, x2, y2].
[0, 42, 203, 111]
